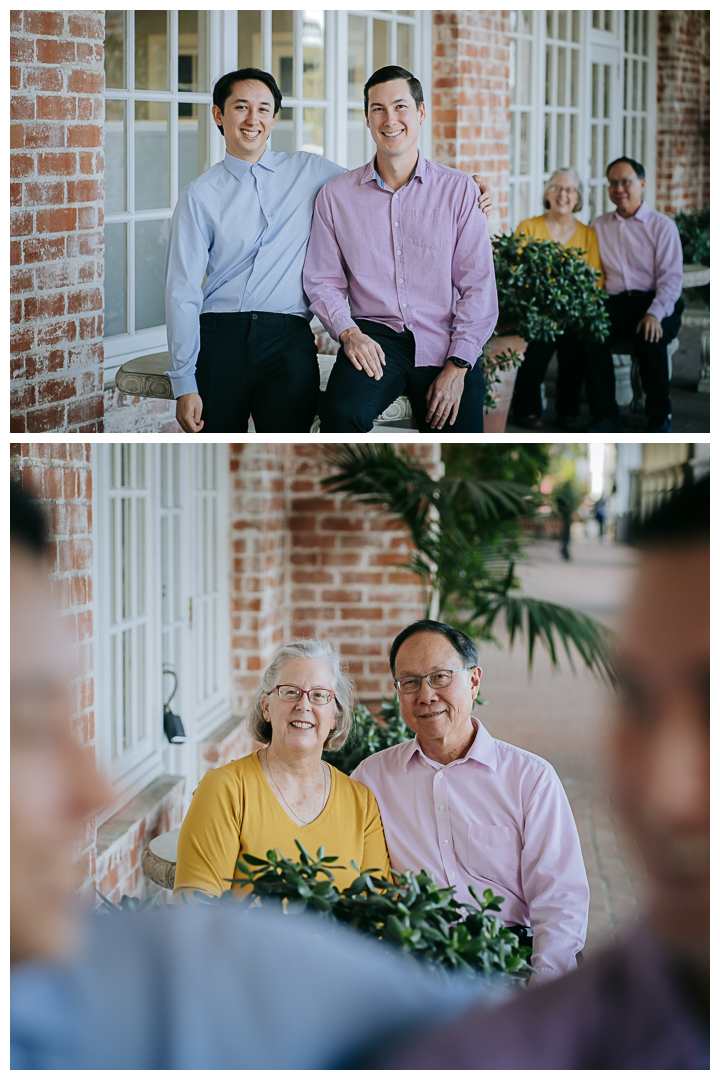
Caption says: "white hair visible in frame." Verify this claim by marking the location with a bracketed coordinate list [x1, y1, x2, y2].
[246, 640, 356, 751]
[543, 167, 583, 213]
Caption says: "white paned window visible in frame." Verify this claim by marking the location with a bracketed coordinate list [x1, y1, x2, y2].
[97, 444, 230, 813]
[508, 10, 657, 229]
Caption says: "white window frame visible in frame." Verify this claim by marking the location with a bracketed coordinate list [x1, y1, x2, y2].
[103, 10, 430, 380]
[95, 444, 231, 817]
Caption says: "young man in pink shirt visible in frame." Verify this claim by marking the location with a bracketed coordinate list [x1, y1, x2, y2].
[303, 67, 498, 433]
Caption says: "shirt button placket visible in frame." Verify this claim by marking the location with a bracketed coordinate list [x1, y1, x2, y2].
[435, 769, 457, 881]
[393, 193, 406, 321]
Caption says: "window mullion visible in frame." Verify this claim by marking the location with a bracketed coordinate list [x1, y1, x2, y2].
[169, 12, 179, 209]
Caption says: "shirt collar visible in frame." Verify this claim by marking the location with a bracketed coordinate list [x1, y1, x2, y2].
[223, 147, 276, 182]
[612, 199, 650, 223]
[361, 151, 426, 188]
[401, 716, 498, 773]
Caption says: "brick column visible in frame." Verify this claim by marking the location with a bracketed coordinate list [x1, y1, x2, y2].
[655, 11, 710, 214]
[11, 11, 105, 432]
[11, 442, 97, 903]
[432, 10, 511, 232]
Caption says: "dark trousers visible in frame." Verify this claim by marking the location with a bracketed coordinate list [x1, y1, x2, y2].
[584, 292, 684, 421]
[195, 311, 319, 433]
[511, 332, 584, 419]
[319, 320, 486, 433]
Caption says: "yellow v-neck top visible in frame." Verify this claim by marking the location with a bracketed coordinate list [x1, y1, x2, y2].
[516, 214, 604, 288]
[174, 751, 390, 898]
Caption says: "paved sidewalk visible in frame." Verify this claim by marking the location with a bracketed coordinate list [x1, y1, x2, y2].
[479, 538, 649, 957]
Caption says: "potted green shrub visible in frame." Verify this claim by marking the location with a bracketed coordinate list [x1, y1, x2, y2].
[482, 233, 611, 431]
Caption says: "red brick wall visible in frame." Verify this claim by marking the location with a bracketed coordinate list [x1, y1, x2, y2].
[432, 10, 511, 232]
[11, 442, 97, 903]
[655, 10, 710, 214]
[10, 10, 105, 433]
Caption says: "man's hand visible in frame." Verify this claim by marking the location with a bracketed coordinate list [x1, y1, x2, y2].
[340, 327, 386, 380]
[471, 175, 493, 217]
[636, 314, 663, 343]
[425, 362, 467, 429]
[176, 392, 204, 432]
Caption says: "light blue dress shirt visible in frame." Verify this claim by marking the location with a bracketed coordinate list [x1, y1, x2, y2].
[165, 149, 346, 397]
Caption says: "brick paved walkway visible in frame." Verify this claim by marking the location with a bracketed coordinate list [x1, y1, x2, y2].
[478, 538, 649, 957]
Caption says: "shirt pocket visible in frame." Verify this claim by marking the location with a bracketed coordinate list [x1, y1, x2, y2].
[466, 823, 522, 891]
[408, 208, 452, 248]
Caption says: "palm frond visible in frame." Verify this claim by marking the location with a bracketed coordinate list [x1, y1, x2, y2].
[480, 595, 617, 686]
[438, 477, 541, 522]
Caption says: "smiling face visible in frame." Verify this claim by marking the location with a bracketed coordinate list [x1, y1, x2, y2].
[212, 79, 276, 163]
[612, 542, 709, 967]
[261, 657, 337, 756]
[546, 172, 579, 216]
[607, 160, 645, 216]
[366, 78, 425, 162]
[393, 632, 482, 749]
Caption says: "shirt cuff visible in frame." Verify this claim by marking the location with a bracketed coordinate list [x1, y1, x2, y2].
[646, 298, 668, 322]
[167, 371, 199, 398]
[446, 339, 479, 367]
[330, 315, 358, 343]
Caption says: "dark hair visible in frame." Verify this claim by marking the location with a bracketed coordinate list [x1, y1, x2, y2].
[212, 68, 282, 135]
[606, 155, 645, 181]
[10, 480, 47, 555]
[364, 65, 424, 115]
[632, 475, 709, 547]
[389, 620, 479, 678]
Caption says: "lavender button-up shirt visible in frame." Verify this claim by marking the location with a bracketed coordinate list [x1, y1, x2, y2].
[591, 200, 683, 321]
[302, 153, 498, 368]
[352, 718, 589, 983]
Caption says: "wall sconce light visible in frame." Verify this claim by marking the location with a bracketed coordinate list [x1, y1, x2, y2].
[163, 667, 187, 744]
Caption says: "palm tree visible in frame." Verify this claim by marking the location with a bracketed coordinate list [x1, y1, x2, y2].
[321, 444, 615, 686]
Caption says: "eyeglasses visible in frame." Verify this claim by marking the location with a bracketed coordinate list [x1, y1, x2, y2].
[548, 185, 578, 195]
[274, 684, 335, 706]
[394, 669, 469, 694]
[608, 178, 640, 189]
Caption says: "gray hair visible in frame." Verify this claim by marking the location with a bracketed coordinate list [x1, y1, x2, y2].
[543, 167, 583, 213]
[246, 640, 356, 752]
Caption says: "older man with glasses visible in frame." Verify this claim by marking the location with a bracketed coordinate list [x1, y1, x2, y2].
[584, 155, 684, 434]
[352, 620, 589, 984]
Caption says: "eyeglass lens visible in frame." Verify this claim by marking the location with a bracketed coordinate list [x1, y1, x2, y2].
[397, 670, 455, 693]
[277, 685, 332, 704]
[550, 185, 577, 194]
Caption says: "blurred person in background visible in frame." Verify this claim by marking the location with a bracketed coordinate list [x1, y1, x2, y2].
[378, 475, 709, 1069]
[509, 169, 604, 432]
[9, 481, 492, 1070]
[174, 640, 389, 900]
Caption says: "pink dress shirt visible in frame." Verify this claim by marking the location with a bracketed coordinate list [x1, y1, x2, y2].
[591, 200, 683, 321]
[302, 153, 498, 368]
[352, 718, 589, 983]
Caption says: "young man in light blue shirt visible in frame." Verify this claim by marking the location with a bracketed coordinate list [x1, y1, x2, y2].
[166, 67, 492, 435]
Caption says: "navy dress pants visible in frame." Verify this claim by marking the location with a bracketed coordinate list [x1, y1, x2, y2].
[511, 332, 585, 419]
[319, 320, 486, 433]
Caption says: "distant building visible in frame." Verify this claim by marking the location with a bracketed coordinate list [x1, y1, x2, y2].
[10, 10, 710, 432]
[614, 442, 710, 541]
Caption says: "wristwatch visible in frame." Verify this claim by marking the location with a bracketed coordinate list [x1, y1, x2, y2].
[447, 356, 471, 369]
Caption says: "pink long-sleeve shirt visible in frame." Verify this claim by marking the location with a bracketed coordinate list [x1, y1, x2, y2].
[302, 153, 498, 368]
[352, 718, 589, 984]
[591, 200, 683, 321]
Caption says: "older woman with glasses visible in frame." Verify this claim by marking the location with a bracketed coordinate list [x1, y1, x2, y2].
[510, 168, 604, 431]
[174, 640, 389, 899]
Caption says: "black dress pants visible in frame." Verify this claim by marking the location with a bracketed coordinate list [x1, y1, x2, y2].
[319, 320, 486, 433]
[584, 292, 684, 422]
[195, 311, 319, 433]
[511, 332, 584, 419]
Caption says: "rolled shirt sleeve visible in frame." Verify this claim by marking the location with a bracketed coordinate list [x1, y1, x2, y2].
[447, 175, 498, 365]
[303, 186, 358, 342]
[164, 188, 212, 398]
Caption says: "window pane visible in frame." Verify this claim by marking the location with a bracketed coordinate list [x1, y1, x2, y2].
[348, 15, 366, 101]
[104, 223, 126, 337]
[273, 106, 294, 153]
[520, 10, 533, 34]
[557, 113, 565, 164]
[105, 99, 126, 213]
[105, 10, 126, 88]
[544, 112, 551, 172]
[178, 11, 210, 94]
[558, 11, 567, 41]
[238, 10, 262, 69]
[546, 11, 554, 38]
[571, 12, 580, 43]
[519, 40, 532, 105]
[347, 108, 366, 169]
[272, 10, 294, 97]
[135, 101, 169, 210]
[557, 47, 566, 106]
[570, 48, 579, 107]
[545, 45, 552, 105]
[509, 110, 516, 174]
[373, 18, 390, 70]
[178, 103, 212, 192]
[134, 219, 169, 331]
[397, 22, 414, 71]
[570, 113, 577, 169]
[302, 107, 324, 155]
[592, 12, 601, 31]
[135, 10, 168, 91]
[517, 181, 530, 223]
[303, 11, 324, 98]
[520, 112, 529, 174]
